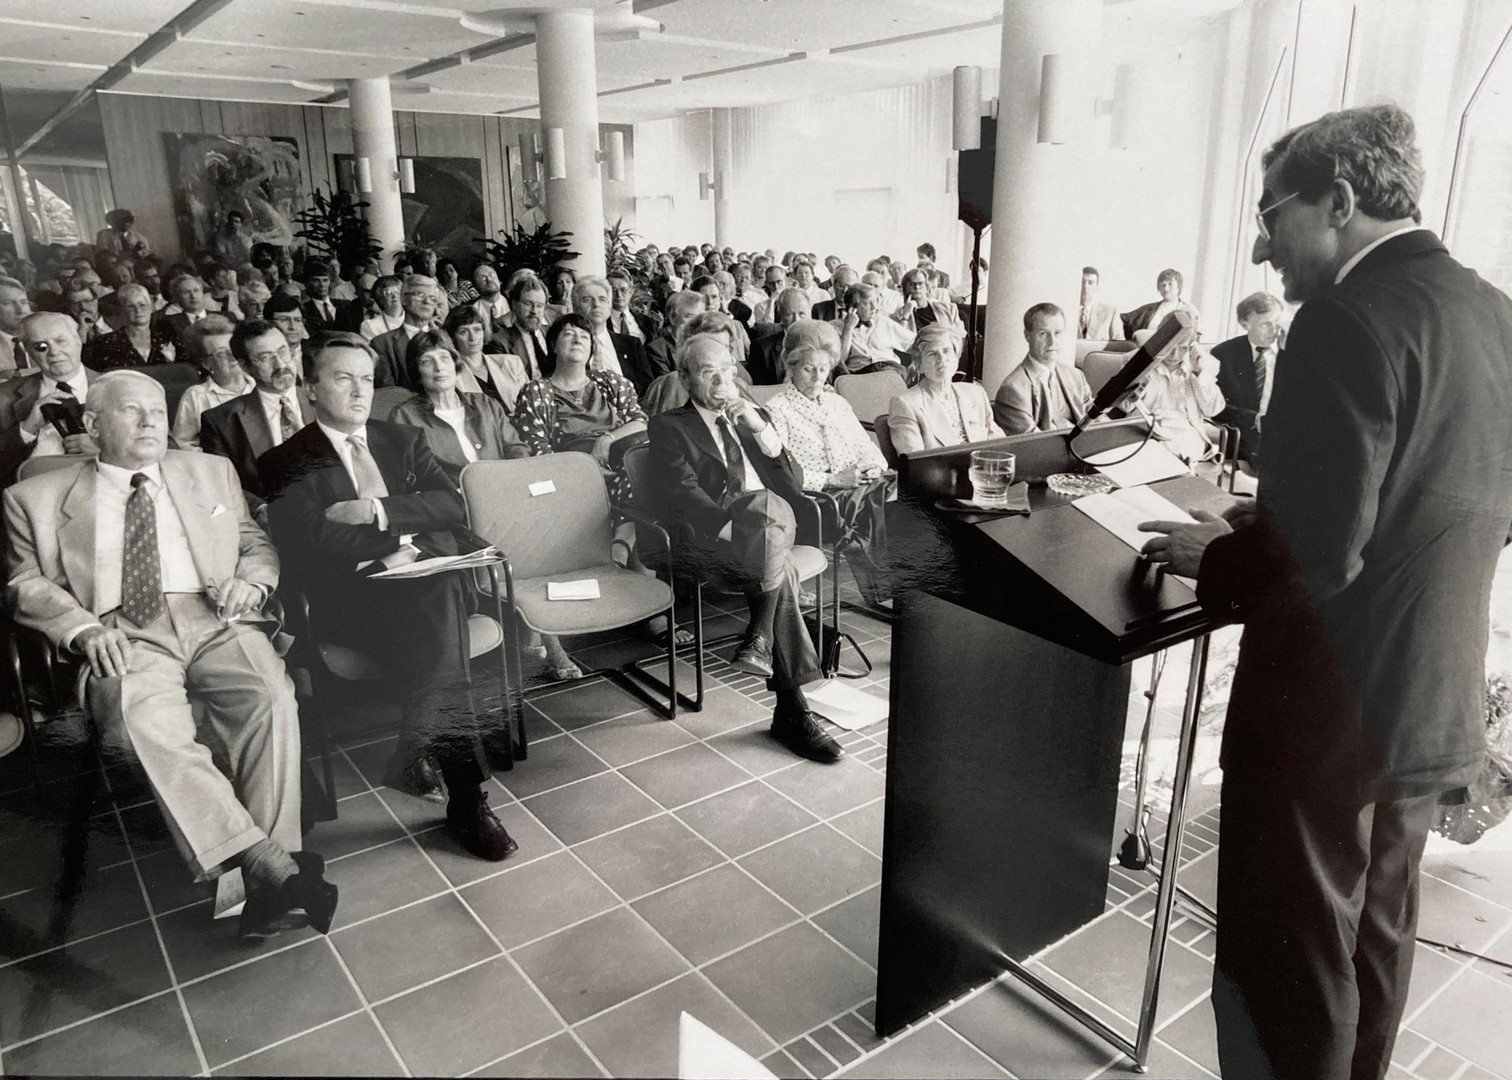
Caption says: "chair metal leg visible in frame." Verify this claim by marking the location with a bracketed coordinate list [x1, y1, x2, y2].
[6, 627, 43, 780]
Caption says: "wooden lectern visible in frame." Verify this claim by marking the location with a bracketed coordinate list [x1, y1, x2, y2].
[875, 420, 1233, 1070]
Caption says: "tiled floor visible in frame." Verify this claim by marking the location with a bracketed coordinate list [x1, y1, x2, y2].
[1, 590, 1510, 1078]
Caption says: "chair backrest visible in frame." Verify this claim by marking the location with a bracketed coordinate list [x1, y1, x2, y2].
[620, 443, 671, 567]
[138, 362, 202, 423]
[1076, 350, 1127, 395]
[369, 386, 411, 422]
[873, 414, 898, 469]
[16, 455, 92, 482]
[834, 370, 907, 428]
[746, 382, 783, 406]
[460, 453, 613, 581]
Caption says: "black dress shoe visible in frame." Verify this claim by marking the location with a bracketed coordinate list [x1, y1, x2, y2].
[383, 752, 444, 803]
[447, 790, 519, 861]
[770, 707, 843, 763]
[239, 851, 339, 939]
[731, 634, 774, 678]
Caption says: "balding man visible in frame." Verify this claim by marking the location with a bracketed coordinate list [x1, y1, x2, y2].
[4, 369, 327, 939]
[0, 312, 98, 486]
[369, 275, 439, 389]
[644, 290, 707, 395]
[835, 283, 913, 375]
[0, 276, 33, 372]
[646, 334, 841, 763]
[748, 288, 811, 386]
[812, 265, 858, 322]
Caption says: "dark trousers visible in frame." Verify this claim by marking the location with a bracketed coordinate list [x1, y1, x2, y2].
[695, 490, 822, 692]
[1213, 771, 1437, 1080]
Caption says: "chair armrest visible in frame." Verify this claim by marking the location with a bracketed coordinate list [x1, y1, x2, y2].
[614, 504, 673, 555]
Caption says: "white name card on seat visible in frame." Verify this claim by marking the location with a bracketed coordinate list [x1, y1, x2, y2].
[547, 578, 600, 601]
[528, 479, 557, 496]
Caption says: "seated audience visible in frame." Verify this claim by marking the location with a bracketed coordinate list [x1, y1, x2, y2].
[835, 283, 913, 376]
[646, 333, 841, 763]
[642, 309, 753, 414]
[891, 267, 961, 334]
[443, 305, 530, 412]
[574, 275, 651, 387]
[0, 276, 31, 373]
[1077, 266, 1120, 340]
[66, 278, 112, 348]
[544, 266, 575, 324]
[606, 270, 651, 341]
[371, 275, 439, 388]
[86, 283, 177, 370]
[212, 209, 252, 268]
[888, 324, 1001, 455]
[790, 257, 829, 309]
[764, 320, 895, 604]
[732, 261, 766, 320]
[95, 208, 152, 259]
[158, 273, 212, 343]
[0, 312, 98, 485]
[5, 369, 327, 939]
[172, 315, 252, 449]
[239, 278, 272, 322]
[513, 313, 648, 506]
[136, 260, 168, 312]
[812, 266, 857, 322]
[199, 319, 314, 499]
[917, 242, 948, 289]
[1132, 330, 1227, 465]
[438, 259, 479, 309]
[359, 274, 406, 341]
[207, 265, 243, 320]
[753, 264, 788, 325]
[994, 303, 1094, 435]
[260, 334, 516, 856]
[471, 263, 509, 333]
[1121, 268, 1201, 340]
[644, 290, 708, 397]
[1213, 290, 1285, 461]
[747, 287, 811, 386]
[492, 273, 551, 387]
[302, 263, 360, 336]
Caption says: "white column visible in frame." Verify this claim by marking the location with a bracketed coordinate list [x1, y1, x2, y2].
[535, 8, 607, 279]
[981, 0, 1101, 393]
[346, 78, 406, 273]
[711, 107, 734, 249]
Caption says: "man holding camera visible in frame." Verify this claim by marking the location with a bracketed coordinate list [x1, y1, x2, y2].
[0, 312, 97, 487]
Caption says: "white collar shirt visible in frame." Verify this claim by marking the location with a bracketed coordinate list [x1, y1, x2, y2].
[594, 327, 625, 377]
[692, 401, 782, 493]
[257, 387, 306, 448]
[1334, 225, 1431, 284]
[610, 308, 643, 340]
[94, 460, 201, 613]
[317, 422, 405, 541]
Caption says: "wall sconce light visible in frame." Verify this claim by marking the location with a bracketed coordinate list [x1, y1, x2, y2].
[952, 65, 982, 151]
[599, 130, 626, 182]
[398, 157, 415, 195]
[698, 171, 717, 200]
[1037, 54, 1071, 145]
[543, 126, 567, 180]
[1098, 63, 1141, 149]
[354, 156, 374, 194]
[518, 132, 542, 182]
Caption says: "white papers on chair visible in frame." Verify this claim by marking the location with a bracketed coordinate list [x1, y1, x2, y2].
[1071, 485, 1196, 555]
[806, 679, 889, 731]
[547, 578, 601, 601]
[678, 1012, 777, 1080]
[368, 547, 501, 579]
[1085, 440, 1190, 488]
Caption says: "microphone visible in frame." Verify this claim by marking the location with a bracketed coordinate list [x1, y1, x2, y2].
[1067, 310, 1195, 442]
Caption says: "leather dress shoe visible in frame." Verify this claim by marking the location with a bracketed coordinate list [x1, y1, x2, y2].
[239, 851, 339, 939]
[731, 634, 774, 678]
[447, 790, 519, 861]
[383, 752, 444, 803]
[770, 707, 843, 763]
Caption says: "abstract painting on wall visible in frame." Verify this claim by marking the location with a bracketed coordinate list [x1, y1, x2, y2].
[336, 153, 486, 269]
[163, 133, 302, 256]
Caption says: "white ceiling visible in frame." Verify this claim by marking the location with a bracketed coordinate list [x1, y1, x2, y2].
[0, 0, 1235, 125]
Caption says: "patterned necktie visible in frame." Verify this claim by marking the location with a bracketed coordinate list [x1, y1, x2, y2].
[716, 415, 746, 501]
[279, 397, 298, 443]
[121, 473, 165, 627]
[348, 433, 389, 500]
[1254, 346, 1269, 406]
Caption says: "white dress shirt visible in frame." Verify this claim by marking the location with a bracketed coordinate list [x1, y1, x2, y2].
[173, 372, 256, 449]
[93, 460, 201, 614]
[257, 387, 306, 448]
[433, 405, 478, 464]
[692, 401, 783, 499]
[1335, 225, 1431, 284]
[593, 327, 625, 378]
[610, 309, 643, 341]
[318, 422, 405, 542]
[21, 367, 90, 459]
[474, 295, 509, 334]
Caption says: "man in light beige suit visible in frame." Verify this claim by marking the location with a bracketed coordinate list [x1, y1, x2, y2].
[3, 369, 334, 939]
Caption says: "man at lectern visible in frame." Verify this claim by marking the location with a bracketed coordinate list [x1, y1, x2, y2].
[1138, 103, 1512, 1080]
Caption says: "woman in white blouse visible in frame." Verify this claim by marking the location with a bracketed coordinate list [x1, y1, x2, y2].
[765, 320, 895, 605]
[886, 324, 1003, 457]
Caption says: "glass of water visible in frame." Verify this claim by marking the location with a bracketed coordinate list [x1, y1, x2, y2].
[968, 450, 1016, 508]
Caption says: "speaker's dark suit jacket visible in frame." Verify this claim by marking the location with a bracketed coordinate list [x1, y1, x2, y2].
[1210, 334, 1278, 459]
[1199, 229, 1512, 801]
[199, 389, 316, 499]
[301, 297, 362, 336]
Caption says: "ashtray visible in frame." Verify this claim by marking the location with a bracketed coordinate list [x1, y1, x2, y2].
[1046, 473, 1115, 497]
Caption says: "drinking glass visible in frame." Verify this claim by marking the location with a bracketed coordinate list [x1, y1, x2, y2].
[968, 450, 1016, 508]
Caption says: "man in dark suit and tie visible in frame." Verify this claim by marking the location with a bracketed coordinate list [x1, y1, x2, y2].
[259, 333, 515, 861]
[1211, 291, 1285, 462]
[199, 319, 314, 500]
[746, 288, 811, 386]
[647, 333, 840, 763]
[156, 273, 212, 346]
[491, 274, 550, 386]
[300, 264, 360, 338]
[370, 275, 438, 389]
[811, 266, 858, 323]
[573, 275, 654, 393]
[1138, 104, 1512, 1080]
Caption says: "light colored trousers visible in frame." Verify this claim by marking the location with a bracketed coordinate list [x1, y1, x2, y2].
[88, 593, 302, 881]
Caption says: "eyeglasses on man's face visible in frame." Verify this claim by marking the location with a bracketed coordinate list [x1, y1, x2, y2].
[1255, 191, 1299, 242]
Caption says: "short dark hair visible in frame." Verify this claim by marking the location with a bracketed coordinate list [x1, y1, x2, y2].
[404, 328, 459, 387]
[1262, 102, 1423, 223]
[1081, 266, 1099, 279]
[507, 273, 547, 304]
[230, 318, 286, 364]
[1157, 268, 1183, 291]
[1235, 291, 1283, 323]
[689, 275, 717, 293]
[917, 242, 937, 260]
[1023, 302, 1065, 333]
[309, 332, 376, 383]
[443, 304, 486, 336]
[543, 312, 592, 376]
[265, 293, 303, 318]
